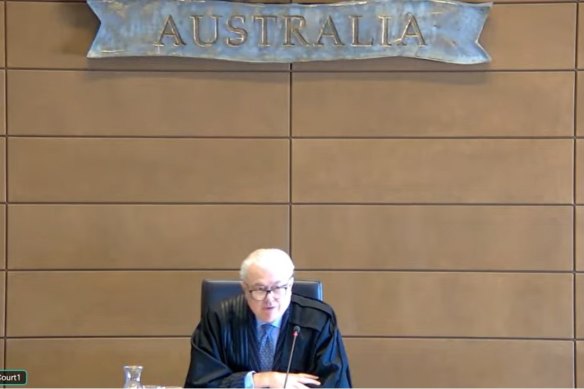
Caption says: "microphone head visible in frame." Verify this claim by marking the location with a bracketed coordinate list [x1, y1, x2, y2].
[293, 325, 301, 336]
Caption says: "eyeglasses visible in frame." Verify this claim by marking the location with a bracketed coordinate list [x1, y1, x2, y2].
[246, 277, 293, 301]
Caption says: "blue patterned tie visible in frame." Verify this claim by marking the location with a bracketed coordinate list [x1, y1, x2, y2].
[259, 324, 275, 371]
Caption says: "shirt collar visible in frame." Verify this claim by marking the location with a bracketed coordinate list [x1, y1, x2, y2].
[256, 316, 282, 330]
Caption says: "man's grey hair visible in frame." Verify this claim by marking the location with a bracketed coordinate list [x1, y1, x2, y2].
[240, 248, 295, 280]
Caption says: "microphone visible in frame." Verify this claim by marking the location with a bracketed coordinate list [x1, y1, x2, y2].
[283, 325, 301, 388]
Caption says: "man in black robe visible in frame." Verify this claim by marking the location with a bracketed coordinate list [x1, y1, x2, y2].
[184, 248, 352, 388]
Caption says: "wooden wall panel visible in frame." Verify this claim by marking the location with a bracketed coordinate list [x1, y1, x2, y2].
[576, 207, 584, 271]
[292, 139, 572, 203]
[576, 74, 584, 137]
[9, 138, 289, 202]
[292, 205, 573, 271]
[579, 6, 584, 69]
[298, 271, 573, 338]
[8, 205, 289, 269]
[0, 4, 5, 68]
[0, 206, 6, 270]
[574, 275, 584, 339]
[7, 271, 236, 337]
[6, 338, 188, 388]
[576, 341, 584, 387]
[0, 272, 5, 336]
[346, 338, 573, 387]
[0, 74, 6, 135]
[0, 138, 6, 200]
[7, 70, 289, 136]
[576, 140, 584, 203]
[293, 72, 573, 137]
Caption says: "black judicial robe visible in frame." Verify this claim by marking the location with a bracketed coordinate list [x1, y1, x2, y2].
[184, 294, 352, 388]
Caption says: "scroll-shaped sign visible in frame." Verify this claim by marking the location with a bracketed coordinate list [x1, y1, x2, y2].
[87, 0, 492, 64]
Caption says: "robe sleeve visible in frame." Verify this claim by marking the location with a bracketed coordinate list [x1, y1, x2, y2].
[184, 311, 249, 388]
[311, 314, 352, 388]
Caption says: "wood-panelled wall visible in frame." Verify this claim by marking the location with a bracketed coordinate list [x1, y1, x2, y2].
[2, 0, 583, 387]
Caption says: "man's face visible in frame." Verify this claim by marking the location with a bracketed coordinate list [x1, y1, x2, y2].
[242, 263, 293, 323]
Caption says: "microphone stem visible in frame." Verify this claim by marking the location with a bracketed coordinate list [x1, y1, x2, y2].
[283, 332, 299, 388]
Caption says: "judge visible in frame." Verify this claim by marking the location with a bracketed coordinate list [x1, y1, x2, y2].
[184, 248, 352, 388]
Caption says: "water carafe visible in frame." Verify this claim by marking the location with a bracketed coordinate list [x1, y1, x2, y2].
[123, 365, 143, 388]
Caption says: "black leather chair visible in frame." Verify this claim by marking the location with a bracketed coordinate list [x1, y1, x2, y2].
[200, 279, 323, 318]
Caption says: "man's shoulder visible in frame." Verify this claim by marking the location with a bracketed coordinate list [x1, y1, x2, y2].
[289, 294, 338, 330]
[291, 294, 335, 315]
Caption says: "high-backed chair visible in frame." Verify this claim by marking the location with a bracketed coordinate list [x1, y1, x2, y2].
[200, 279, 323, 318]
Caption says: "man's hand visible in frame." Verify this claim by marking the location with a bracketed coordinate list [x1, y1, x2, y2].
[252, 372, 321, 388]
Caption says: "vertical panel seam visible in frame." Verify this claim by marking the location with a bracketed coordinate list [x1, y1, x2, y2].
[574, 2, 579, 387]
[4, 0, 8, 373]
[289, 65, 293, 257]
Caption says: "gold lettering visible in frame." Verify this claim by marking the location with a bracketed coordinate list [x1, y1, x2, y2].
[350, 15, 373, 47]
[316, 16, 344, 46]
[154, 15, 185, 47]
[226, 15, 248, 46]
[397, 14, 426, 46]
[284, 16, 310, 47]
[253, 15, 278, 47]
[191, 15, 220, 47]
[378, 16, 392, 46]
